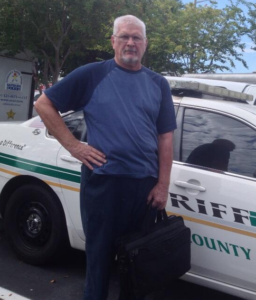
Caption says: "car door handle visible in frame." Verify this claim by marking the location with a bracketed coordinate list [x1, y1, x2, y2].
[174, 180, 206, 192]
[60, 155, 82, 164]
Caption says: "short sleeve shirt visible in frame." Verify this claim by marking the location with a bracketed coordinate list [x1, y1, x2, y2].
[45, 59, 177, 178]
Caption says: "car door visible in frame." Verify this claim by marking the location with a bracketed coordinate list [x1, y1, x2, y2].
[167, 104, 256, 291]
[56, 111, 86, 240]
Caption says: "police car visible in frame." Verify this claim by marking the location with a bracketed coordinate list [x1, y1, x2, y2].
[0, 80, 255, 299]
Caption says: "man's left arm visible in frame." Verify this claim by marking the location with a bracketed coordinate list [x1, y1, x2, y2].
[147, 131, 174, 210]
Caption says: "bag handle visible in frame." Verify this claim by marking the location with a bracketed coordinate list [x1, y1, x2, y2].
[141, 202, 168, 235]
[157, 209, 168, 222]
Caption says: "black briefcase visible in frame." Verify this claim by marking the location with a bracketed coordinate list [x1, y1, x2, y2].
[116, 207, 191, 298]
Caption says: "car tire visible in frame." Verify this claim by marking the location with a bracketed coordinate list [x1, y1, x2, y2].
[4, 184, 68, 265]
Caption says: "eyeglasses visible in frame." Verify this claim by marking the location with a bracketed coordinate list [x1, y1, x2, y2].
[114, 35, 145, 43]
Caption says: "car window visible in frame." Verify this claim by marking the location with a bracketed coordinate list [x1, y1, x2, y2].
[62, 111, 86, 141]
[181, 108, 256, 178]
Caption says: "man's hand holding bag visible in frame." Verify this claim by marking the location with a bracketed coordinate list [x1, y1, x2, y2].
[116, 206, 191, 298]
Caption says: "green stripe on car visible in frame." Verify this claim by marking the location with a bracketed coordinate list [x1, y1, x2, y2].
[0, 152, 81, 183]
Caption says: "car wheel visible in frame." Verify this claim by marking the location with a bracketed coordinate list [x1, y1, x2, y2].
[4, 184, 68, 265]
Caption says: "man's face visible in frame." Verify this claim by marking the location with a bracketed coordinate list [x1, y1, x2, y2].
[111, 23, 148, 71]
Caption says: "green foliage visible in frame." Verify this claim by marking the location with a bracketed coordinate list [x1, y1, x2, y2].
[0, 0, 254, 81]
[167, 0, 251, 73]
[0, 0, 115, 83]
[247, 3, 256, 52]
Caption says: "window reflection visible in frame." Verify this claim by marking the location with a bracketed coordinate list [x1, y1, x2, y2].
[182, 109, 256, 178]
[62, 111, 86, 141]
[186, 139, 235, 171]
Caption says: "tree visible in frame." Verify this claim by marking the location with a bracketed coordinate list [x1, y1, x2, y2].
[168, 0, 251, 73]
[0, 0, 116, 84]
[0, 0, 253, 78]
[0, 0, 185, 79]
[247, 3, 256, 53]
[137, 0, 184, 72]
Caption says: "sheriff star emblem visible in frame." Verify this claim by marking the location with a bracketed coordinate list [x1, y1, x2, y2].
[7, 109, 16, 119]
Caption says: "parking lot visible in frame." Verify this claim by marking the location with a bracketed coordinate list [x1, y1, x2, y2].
[0, 217, 244, 300]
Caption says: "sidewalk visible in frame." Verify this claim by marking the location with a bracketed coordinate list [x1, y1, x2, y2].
[0, 287, 31, 300]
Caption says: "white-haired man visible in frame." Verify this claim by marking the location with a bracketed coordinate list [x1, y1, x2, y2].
[35, 15, 176, 300]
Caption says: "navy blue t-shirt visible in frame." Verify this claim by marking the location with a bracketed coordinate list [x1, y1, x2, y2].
[45, 59, 177, 178]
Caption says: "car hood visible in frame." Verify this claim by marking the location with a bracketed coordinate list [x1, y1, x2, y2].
[0, 116, 45, 129]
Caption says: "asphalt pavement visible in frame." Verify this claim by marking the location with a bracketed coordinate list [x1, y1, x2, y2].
[0, 218, 243, 300]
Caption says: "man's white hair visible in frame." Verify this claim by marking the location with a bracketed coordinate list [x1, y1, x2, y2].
[113, 15, 146, 37]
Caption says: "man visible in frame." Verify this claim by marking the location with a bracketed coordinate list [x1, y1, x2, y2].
[35, 15, 176, 300]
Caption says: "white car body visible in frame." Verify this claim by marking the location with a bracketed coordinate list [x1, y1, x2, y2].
[171, 98, 256, 300]
[0, 82, 256, 299]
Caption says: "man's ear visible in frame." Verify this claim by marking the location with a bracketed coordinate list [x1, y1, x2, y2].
[111, 35, 115, 50]
[145, 38, 148, 49]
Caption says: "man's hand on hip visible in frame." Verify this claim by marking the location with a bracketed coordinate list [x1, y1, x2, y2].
[69, 141, 107, 170]
[147, 182, 169, 210]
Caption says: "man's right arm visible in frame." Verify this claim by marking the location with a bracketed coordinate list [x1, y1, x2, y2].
[35, 94, 107, 170]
